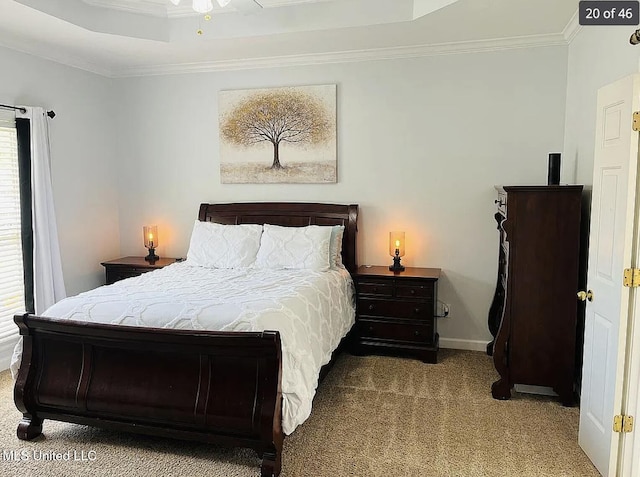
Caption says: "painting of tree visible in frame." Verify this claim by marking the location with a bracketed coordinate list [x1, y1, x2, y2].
[219, 85, 336, 183]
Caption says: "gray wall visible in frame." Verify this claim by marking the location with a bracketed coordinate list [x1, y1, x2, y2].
[114, 45, 569, 348]
[0, 46, 119, 296]
[564, 27, 640, 187]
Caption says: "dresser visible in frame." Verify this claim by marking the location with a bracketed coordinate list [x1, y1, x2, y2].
[489, 185, 582, 405]
[352, 266, 440, 363]
[101, 256, 180, 285]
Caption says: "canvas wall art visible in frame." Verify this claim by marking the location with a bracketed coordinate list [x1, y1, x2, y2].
[219, 84, 337, 183]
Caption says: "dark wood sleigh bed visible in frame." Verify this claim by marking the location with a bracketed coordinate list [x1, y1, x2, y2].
[13, 202, 358, 477]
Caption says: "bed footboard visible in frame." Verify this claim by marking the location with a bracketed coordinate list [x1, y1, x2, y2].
[14, 313, 283, 476]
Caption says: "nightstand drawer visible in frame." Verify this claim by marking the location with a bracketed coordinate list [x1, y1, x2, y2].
[357, 280, 394, 297]
[358, 298, 433, 320]
[358, 319, 433, 343]
[102, 257, 179, 285]
[396, 283, 434, 299]
[105, 267, 153, 285]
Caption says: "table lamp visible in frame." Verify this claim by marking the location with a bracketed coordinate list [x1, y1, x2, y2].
[389, 231, 405, 272]
[143, 225, 159, 262]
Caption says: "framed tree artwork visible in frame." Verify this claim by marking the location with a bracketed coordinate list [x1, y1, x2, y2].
[219, 84, 337, 183]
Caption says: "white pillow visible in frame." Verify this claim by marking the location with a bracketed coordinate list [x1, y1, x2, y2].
[254, 224, 332, 271]
[330, 225, 345, 268]
[186, 221, 263, 269]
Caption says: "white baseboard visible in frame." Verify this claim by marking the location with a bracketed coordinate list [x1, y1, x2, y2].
[439, 338, 488, 352]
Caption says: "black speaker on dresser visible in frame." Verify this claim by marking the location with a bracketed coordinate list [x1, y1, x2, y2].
[548, 153, 561, 185]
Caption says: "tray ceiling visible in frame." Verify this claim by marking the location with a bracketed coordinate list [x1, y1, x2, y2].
[0, 0, 579, 77]
[80, 0, 339, 17]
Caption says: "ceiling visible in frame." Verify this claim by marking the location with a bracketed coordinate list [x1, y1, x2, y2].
[0, 0, 579, 77]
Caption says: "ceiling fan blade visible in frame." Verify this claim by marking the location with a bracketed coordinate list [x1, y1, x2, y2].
[231, 0, 263, 14]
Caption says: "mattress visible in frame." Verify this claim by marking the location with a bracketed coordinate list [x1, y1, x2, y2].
[11, 261, 355, 434]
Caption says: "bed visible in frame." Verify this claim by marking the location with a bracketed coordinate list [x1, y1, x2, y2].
[13, 202, 358, 477]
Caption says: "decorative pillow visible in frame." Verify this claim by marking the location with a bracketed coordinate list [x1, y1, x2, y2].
[254, 224, 332, 271]
[330, 225, 345, 268]
[186, 221, 263, 269]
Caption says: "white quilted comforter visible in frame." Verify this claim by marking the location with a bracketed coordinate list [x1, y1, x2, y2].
[11, 262, 355, 434]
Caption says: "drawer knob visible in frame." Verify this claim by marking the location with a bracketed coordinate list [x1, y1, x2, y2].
[414, 307, 421, 314]
[373, 287, 378, 293]
[414, 330, 420, 336]
[410, 289, 416, 295]
[368, 326, 374, 332]
[368, 304, 375, 311]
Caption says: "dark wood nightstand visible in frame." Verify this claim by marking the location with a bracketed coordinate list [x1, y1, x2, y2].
[352, 266, 441, 363]
[101, 256, 180, 285]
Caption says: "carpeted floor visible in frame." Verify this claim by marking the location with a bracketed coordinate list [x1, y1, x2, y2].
[0, 350, 599, 477]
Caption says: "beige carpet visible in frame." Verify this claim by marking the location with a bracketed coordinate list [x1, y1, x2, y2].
[0, 350, 598, 477]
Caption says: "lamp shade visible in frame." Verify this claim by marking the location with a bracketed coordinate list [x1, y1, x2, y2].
[143, 225, 159, 249]
[389, 231, 405, 257]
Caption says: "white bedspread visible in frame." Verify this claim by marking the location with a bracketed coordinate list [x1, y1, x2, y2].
[11, 262, 355, 435]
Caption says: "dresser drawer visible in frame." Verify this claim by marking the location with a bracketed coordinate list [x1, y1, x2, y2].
[396, 283, 434, 299]
[105, 267, 153, 284]
[357, 280, 394, 297]
[357, 319, 433, 344]
[103, 257, 178, 285]
[358, 298, 433, 320]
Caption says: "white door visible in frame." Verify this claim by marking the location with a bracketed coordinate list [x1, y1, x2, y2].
[579, 74, 640, 476]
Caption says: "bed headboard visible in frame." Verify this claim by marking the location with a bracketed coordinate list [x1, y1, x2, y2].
[198, 202, 359, 273]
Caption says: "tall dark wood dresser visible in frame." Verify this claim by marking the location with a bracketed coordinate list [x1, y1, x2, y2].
[488, 185, 582, 405]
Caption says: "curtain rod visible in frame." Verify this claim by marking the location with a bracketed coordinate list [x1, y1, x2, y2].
[0, 104, 56, 119]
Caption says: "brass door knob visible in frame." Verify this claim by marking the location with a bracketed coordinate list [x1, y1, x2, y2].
[577, 290, 594, 302]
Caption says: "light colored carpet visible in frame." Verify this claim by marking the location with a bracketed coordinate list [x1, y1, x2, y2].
[0, 350, 599, 476]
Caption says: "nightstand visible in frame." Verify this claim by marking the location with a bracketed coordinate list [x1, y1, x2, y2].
[101, 256, 180, 285]
[352, 266, 441, 363]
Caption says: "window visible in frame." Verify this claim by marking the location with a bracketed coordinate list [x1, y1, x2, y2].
[0, 112, 24, 349]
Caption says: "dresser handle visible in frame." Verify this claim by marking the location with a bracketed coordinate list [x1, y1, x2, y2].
[414, 330, 420, 336]
[368, 326, 374, 332]
[410, 289, 416, 295]
[414, 307, 421, 314]
[372, 287, 378, 293]
[368, 304, 375, 311]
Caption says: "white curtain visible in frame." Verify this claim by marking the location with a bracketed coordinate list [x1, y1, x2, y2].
[16, 107, 66, 313]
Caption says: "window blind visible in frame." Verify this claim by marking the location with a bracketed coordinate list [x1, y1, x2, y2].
[0, 112, 24, 343]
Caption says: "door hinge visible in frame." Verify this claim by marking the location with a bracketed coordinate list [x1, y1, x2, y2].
[634, 111, 640, 131]
[623, 268, 640, 287]
[614, 415, 634, 433]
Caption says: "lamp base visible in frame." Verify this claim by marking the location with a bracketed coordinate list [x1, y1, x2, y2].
[389, 255, 405, 272]
[145, 248, 159, 263]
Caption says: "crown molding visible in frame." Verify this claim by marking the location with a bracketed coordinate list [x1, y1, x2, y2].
[0, 34, 114, 77]
[113, 33, 569, 77]
[0, 31, 569, 79]
[261, 0, 334, 6]
[82, 0, 170, 17]
[81, 0, 306, 18]
[81, 0, 232, 18]
[562, 9, 581, 44]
